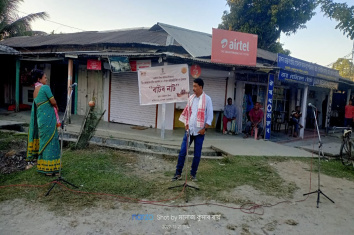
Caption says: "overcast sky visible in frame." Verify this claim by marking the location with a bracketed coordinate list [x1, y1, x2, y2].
[18, 0, 353, 67]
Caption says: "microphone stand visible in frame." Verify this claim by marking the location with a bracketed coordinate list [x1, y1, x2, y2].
[303, 105, 334, 207]
[46, 85, 78, 196]
[168, 94, 199, 203]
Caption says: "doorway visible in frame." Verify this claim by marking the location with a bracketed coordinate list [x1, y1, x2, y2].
[50, 64, 68, 112]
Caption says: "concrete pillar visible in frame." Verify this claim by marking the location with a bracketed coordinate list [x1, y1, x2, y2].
[226, 71, 236, 103]
[15, 59, 20, 112]
[300, 85, 309, 139]
[160, 62, 168, 139]
[296, 88, 301, 106]
[235, 80, 245, 133]
[157, 103, 174, 130]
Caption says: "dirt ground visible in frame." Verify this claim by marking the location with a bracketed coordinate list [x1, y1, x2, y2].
[1, 156, 354, 235]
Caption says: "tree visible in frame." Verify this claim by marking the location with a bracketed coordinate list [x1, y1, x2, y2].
[318, 0, 354, 40]
[332, 58, 354, 80]
[219, 0, 317, 53]
[0, 0, 48, 40]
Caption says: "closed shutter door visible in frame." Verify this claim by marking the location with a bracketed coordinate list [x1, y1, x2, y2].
[176, 77, 226, 110]
[110, 72, 156, 127]
[203, 77, 226, 110]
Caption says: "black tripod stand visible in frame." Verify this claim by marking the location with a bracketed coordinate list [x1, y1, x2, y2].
[46, 85, 78, 196]
[168, 130, 199, 203]
[303, 104, 334, 208]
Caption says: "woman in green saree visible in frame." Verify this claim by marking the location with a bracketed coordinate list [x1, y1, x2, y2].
[26, 69, 61, 176]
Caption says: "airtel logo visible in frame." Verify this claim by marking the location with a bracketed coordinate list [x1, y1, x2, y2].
[221, 39, 228, 48]
[220, 38, 250, 51]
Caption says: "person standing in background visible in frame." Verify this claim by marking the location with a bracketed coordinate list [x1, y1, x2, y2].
[223, 97, 237, 135]
[26, 69, 61, 176]
[344, 100, 354, 127]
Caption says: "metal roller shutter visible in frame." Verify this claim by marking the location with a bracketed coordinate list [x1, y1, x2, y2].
[110, 72, 156, 127]
[203, 77, 226, 111]
[176, 77, 226, 111]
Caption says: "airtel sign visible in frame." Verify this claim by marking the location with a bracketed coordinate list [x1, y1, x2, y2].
[211, 28, 258, 66]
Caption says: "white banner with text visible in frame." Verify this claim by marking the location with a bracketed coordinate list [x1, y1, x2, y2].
[138, 64, 190, 105]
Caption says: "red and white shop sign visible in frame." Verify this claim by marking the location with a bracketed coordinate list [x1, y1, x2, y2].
[190, 64, 201, 78]
[130, 60, 152, 71]
[87, 60, 102, 70]
[211, 28, 258, 66]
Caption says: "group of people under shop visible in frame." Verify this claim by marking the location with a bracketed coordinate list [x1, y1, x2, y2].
[222, 99, 304, 139]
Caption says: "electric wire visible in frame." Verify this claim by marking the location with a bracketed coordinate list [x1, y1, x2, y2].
[15, 10, 86, 32]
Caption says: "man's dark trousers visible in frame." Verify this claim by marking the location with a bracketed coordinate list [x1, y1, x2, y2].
[175, 131, 205, 177]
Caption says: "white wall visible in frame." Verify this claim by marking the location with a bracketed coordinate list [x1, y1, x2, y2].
[44, 64, 51, 86]
[307, 86, 329, 128]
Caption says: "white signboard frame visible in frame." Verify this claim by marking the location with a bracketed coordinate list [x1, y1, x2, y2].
[138, 64, 190, 105]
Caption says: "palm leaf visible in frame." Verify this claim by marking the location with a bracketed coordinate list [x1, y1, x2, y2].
[0, 0, 49, 39]
[1, 12, 49, 38]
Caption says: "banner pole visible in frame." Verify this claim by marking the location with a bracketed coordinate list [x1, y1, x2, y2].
[161, 103, 166, 139]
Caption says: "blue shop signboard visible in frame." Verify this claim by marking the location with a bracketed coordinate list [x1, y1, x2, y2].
[278, 69, 338, 89]
[265, 74, 274, 140]
[278, 69, 313, 85]
[277, 54, 339, 81]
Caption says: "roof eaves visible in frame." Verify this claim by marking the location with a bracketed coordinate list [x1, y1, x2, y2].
[165, 53, 278, 70]
[0, 44, 20, 54]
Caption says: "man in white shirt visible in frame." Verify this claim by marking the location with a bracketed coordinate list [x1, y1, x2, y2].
[172, 78, 213, 182]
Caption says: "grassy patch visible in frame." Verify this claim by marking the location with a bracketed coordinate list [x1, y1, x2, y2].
[0, 131, 27, 150]
[295, 157, 354, 181]
[169, 156, 298, 203]
[1, 150, 298, 211]
[0, 148, 159, 211]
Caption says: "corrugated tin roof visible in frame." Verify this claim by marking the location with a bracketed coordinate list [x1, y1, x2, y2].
[1, 22, 277, 63]
[257, 48, 277, 63]
[154, 22, 212, 58]
[1, 28, 179, 48]
[153, 23, 277, 61]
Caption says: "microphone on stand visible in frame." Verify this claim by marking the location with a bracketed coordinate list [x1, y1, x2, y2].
[308, 103, 317, 109]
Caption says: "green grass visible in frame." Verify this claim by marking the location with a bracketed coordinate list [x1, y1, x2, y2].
[0, 131, 27, 150]
[296, 157, 354, 181]
[169, 156, 298, 203]
[0, 148, 158, 211]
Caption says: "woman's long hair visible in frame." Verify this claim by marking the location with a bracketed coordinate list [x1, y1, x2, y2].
[30, 69, 44, 84]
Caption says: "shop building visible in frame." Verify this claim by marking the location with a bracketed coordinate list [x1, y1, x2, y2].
[1, 23, 276, 132]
